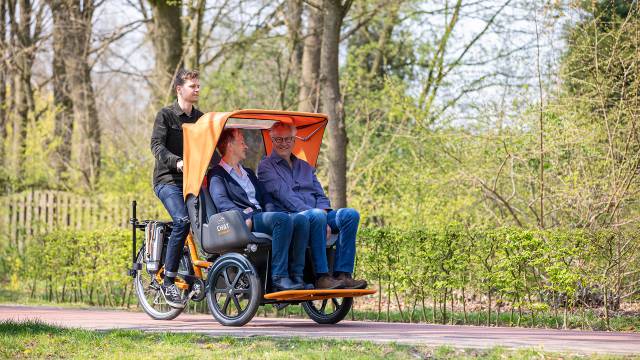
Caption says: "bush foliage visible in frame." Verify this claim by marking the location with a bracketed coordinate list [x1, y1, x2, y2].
[1, 226, 638, 330]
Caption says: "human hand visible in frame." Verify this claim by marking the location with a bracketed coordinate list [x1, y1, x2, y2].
[245, 218, 253, 231]
[177, 160, 184, 172]
[326, 224, 331, 241]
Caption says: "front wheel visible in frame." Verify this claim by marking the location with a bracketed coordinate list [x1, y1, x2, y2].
[134, 247, 189, 320]
[206, 254, 261, 326]
[302, 297, 353, 324]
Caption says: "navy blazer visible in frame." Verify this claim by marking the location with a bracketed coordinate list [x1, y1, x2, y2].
[208, 164, 275, 220]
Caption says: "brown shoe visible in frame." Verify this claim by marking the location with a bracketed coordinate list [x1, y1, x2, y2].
[315, 275, 345, 289]
[335, 273, 367, 289]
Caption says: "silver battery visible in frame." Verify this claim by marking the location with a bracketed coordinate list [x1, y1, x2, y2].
[144, 222, 165, 273]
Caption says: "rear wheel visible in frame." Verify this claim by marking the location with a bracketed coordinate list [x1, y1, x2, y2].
[206, 255, 261, 326]
[134, 247, 190, 320]
[302, 297, 352, 324]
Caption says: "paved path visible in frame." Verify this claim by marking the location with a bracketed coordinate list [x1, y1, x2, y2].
[2, 305, 639, 355]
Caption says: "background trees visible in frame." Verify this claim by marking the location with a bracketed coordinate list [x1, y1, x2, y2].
[0, 0, 637, 232]
[0, 0, 639, 327]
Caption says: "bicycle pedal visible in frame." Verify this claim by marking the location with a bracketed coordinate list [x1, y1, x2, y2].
[274, 303, 289, 311]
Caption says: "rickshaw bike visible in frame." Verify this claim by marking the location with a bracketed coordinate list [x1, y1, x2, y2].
[128, 110, 375, 326]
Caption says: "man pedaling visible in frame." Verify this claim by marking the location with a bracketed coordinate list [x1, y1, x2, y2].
[150, 69, 203, 308]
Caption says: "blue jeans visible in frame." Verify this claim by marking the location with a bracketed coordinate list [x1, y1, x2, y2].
[300, 208, 360, 274]
[288, 213, 309, 277]
[252, 212, 295, 278]
[154, 184, 190, 277]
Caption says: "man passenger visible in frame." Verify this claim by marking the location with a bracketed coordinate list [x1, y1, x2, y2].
[257, 122, 367, 290]
[209, 128, 309, 291]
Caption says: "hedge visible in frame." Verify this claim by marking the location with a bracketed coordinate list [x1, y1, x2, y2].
[1, 226, 638, 329]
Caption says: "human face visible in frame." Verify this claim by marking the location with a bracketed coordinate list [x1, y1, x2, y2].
[177, 78, 200, 104]
[270, 126, 295, 159]
[228, 130, 248, 162]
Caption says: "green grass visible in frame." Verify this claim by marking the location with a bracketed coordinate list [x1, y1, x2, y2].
[0, 321, 633, 360]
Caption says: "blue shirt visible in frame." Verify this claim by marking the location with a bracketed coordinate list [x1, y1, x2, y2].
[219, 160, 261, 210]
[257, 152, 331, 212]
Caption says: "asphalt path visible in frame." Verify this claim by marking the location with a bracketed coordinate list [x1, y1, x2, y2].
[2, 305, 640, 355]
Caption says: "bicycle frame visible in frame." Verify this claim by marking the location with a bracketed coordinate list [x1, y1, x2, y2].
[168, 234, 210, 290]
[129, 200, 210, 290]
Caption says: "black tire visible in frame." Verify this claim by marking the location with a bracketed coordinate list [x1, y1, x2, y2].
[302, 297, 353, 324]
[206, 254, 261, 327]
[134, 247, 191, 320]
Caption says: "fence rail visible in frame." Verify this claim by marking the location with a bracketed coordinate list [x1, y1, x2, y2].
[0, 190, 164, 246]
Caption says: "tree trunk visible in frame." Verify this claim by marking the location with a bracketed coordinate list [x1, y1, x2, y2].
[285, 0, 303, 74]
[51, 0, 101, 189]
[0, 0, 6, 168]
[185, 0, 204, 70]
[278, 0, 302, 109]
[320, 0, 350, 209]
[368, 4, 399, 79]
[71, 60, 101, 189]
[148, 0, 183, 105]
[298, 4, 323, 112]
[8, 0, 39, 179]
[49, 0, 74, 182]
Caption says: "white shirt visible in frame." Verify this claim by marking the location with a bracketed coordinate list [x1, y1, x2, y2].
[219, 160, 261, 210]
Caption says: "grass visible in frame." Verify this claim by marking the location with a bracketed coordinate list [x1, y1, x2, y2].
[0, 320, 634, 360]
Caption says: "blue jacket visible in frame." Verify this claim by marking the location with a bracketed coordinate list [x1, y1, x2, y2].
[208, 165, 275, 220]
[257, 152, 331, 213]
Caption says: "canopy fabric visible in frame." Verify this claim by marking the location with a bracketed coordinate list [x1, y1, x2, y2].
[182, 109, 328, 198]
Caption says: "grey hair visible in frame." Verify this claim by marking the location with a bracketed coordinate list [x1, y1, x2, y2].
[269, 122, 297, 136]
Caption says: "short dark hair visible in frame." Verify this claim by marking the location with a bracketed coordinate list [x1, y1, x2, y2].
[173, 68, 199, 91]
[217, 128, 241, 156]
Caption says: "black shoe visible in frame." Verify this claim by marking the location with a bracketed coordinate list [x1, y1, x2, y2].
[160, 283, 186, 308]
[292, 276, 314, 290]
[272, 277, 304, 291]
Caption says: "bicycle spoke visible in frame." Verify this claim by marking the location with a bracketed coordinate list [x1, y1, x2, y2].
[221, 294, 232, 314]
[232, 295, 243, 314]
[231, 270, 244, 288]
[331, 298, 340, 309]
[319, 300, 327, 313]
[222, 269, 231, 287]
[153, 292, 164, 305]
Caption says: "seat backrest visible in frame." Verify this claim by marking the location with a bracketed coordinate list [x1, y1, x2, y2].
[186, 152, 221, 250]
[200, 174, 218, 220]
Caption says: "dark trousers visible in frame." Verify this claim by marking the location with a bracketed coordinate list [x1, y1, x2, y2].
[154, 183, 190, 277]
[251, 211, 293, 278]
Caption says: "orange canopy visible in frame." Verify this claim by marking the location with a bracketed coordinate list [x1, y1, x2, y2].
[182, 109, 328, 198]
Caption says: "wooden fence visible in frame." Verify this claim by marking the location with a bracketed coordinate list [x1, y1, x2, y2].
[0, 190, 165, 246]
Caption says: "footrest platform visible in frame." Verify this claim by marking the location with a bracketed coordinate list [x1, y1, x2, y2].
[263, 289, 376, 301]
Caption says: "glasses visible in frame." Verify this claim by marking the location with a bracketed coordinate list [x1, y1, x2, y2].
[271, 136, 295, 144]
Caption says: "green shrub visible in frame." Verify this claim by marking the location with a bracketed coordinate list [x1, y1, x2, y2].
[1, 225, 638, 330]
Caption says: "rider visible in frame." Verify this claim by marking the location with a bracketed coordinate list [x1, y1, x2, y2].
[209, 128, 309, 291]
[150, 69, 203, 308]
[257, 122, 368, 290]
